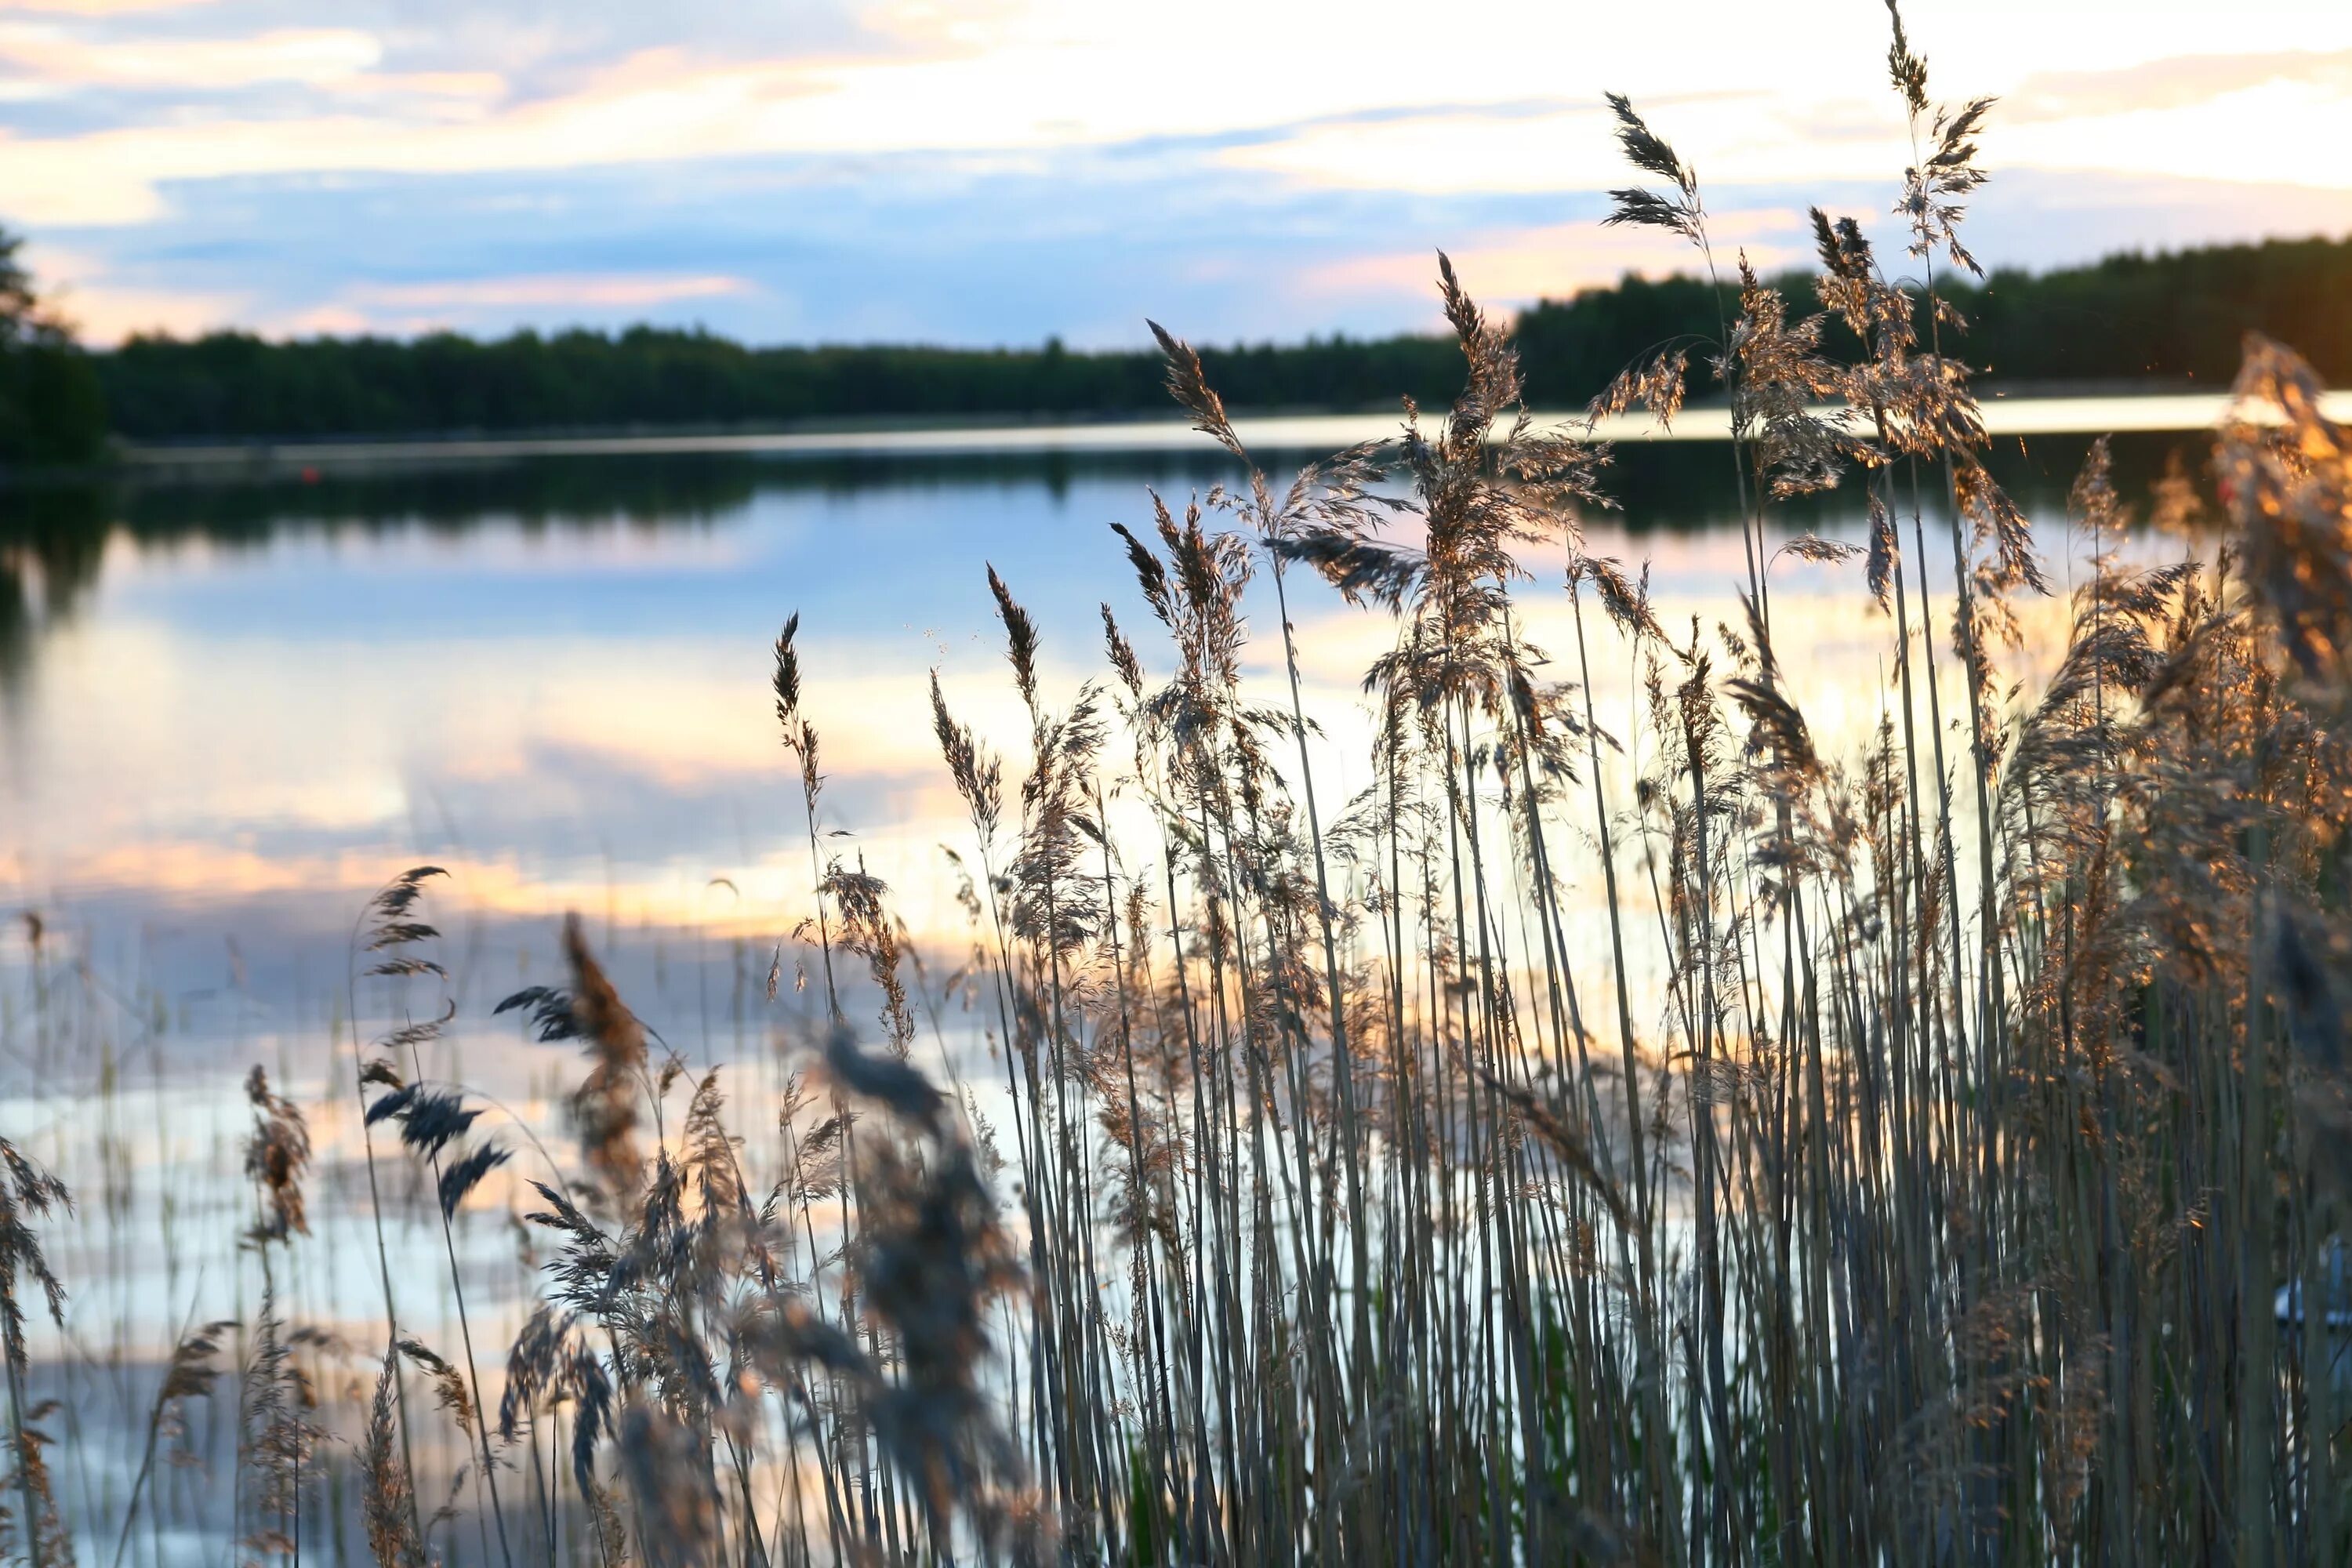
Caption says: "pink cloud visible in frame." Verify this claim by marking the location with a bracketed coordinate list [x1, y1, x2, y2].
[2010, 49, 2352, 122]
[1300, 212, 1807, 313]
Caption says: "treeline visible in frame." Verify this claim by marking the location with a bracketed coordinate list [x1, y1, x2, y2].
[10, 230, 2352, 454]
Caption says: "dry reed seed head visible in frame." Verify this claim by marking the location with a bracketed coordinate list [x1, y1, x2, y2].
[397, 1335, 478, 1436]
[0, 1143, 70, 1558]
[362, 1352, 428, 1568]
[1723, 257, 1872, 499]
[1867, 494, 1900, 611]
[837, 1130, 1033, 1551]
[1110, 520, 1175, 629]
[157, 1320, 238, 1431]
[1894, 79, 1997, 274]
[437, 1142, 512, 1219]
[1955, 457, 2053, 598]
[772, 609, 801, 733]
[1435, 252, 1524, 446]
[1884, 0, 1929, 115]
[1273, 527, 1423, 612]
[364, 865, 449, 980]
[1586, 347, 1690, 433]
[2221, 335, 2352, 683]
[0, 1405, 70, 1566]
[824, 855, 922, 1054]
[1810, 206, 1864, 281]
[1101, 603, 1145, 702]
[2151, 448, 2209, 539]
[930, 670, 1004, 840]
[498, 1304, 561, 1441]
[365, 1082, 478, 1154]
[241, 1065, 311, 1244]
[985, 563, 1042, 714]
[1579, 554, 1664, 645]
[1148, 318, 1245, 459]
[558, 912, 649, 1208]
[1602, 91, 1698, 222]
[369, 864, 447, 924]
[237, 1287, 321, 1558]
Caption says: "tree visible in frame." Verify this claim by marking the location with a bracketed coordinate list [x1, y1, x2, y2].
[0, 225, 108, 467]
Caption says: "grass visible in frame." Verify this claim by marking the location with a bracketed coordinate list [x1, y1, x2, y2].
[6, 7, 2352, 1563]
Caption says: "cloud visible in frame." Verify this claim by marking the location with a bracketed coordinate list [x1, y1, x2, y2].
[352, 272, 753, 311]
[34, 141, 2352, 350]
[0, 23, 382, 90]
[2010, 49, 2352, 122]
[1299, 209, 1809, 309]
[0, 0, 208, 15]
[4, 0, 2352, 345]
[20, 238, 245, 336]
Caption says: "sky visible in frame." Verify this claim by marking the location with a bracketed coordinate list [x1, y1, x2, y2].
[3, 0, 2351, 349]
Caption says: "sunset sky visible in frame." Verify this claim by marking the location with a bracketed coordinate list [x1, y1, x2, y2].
[4, 0, 2350, 347]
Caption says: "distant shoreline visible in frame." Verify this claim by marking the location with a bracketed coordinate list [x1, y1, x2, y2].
[110, 388, 2352, 474]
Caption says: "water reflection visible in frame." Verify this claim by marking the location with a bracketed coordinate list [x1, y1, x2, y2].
[0, 427, 2212, 681]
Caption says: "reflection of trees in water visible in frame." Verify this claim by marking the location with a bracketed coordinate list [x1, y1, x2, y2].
[0, 484, 106, 690]
[0, 456, 771, 684]
[1598, 427, 2213, 535]
[0, 431, 2215, 685]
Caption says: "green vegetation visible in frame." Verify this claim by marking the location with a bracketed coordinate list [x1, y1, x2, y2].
[87, 232, 2352, 443]
[11, 11, 2352, 1567]
[0, 228, 107, 468]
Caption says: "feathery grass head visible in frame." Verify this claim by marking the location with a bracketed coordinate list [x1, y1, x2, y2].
[241, 1066, 310, 1246]
[1149, 319, 1244, 460]
[0, 1138, 70, 1352]
[931, 669, 1004, 844]
[2221, 334, 2352, 682]
[362, 1351, 427, 1568]
[363, 866, 448, 979]
[1885, 0, 1929, 116]
[497, 913, 652, 1212]
[986, 564, 1042, 716]
[1601, 93, 1702, 244]
[0, 1139, 70, 1566]
[772, 610, 802, 729]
